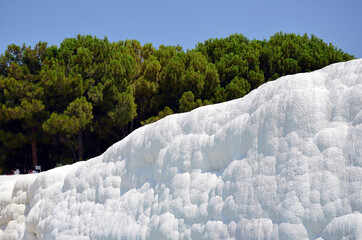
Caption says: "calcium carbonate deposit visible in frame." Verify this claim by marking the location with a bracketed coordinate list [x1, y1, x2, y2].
[1, 59, 361, 240]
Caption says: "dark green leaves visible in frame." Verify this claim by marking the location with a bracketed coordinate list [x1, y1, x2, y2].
[0, 32, 355, 173]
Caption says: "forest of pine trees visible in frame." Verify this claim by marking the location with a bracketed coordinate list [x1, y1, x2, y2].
[0, 32, 354, 173]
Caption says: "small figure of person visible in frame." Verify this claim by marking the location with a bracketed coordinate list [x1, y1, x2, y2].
[14, 168, 20, 175]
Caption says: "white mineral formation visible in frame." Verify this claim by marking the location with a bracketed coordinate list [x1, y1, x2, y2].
[0, 59, 361, 239]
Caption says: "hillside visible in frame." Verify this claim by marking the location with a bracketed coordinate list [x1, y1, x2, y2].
[1, 59, 361, 239]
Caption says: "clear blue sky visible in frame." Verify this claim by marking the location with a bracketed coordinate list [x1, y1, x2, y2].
[1, 0, 361, 58]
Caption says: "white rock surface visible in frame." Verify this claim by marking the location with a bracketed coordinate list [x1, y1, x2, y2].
[0, 59, 361, 239]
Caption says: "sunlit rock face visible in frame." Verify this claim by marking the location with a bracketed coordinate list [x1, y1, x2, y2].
[1, 59, 361, 240]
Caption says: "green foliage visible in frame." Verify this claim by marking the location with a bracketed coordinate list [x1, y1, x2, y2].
[159, 52, 187, 108]
[107, 90, 137, 127]
[133, 76, 158, 119]
[259, 32, 354, 81]
[0, 130, 27, 149]
[216, 53, 249, 86]
[0, 32, 355, 172]
[42, 113, 74, 136]
[225, 77, 251, 101]
[179, 91, 195, 112]
[66, 97, 93, 130]
[143, 56, 162, 82]
[202, 63, 220, 99]
[179, 91, 204, 113]
[0, 43, 49, 168]
[43, 97, 93, 135]
[141, 106, 174, 125]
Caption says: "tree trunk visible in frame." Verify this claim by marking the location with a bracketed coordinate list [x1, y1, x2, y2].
[78, 130, 83, 161]
[31, 140, 37, 168]
[31, 127, 37, 168]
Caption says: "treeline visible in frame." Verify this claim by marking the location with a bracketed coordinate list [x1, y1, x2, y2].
[0, 32, 354, 173]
